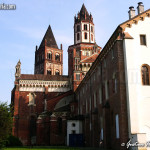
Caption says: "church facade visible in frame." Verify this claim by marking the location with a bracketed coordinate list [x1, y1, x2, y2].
[12, 2, 150, 150]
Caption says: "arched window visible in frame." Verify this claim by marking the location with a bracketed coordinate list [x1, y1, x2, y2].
[84, 32, 87, 39]
[47, 52, 52, 60]
[142, 66, 149, 85]
[84, 24, 87, 30]
[55, 53, 60, 61]
[77, 33, 80, 41]
[55, 70, 60, 75]
[47, 69, 51, 75]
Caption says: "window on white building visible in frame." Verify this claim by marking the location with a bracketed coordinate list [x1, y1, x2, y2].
[140, 34, 146, 46]
[141, 65, 149, 85]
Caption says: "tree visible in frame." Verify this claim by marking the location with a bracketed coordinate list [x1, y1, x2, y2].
[0, 102, 13, 148]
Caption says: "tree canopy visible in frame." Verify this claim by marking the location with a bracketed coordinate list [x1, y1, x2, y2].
[0, 102, 13, 148]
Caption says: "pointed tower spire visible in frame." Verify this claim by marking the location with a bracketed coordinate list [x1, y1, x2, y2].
[39, 25, 58, 49]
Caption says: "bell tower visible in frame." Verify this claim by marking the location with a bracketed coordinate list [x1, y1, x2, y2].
[74, 4, 95, 44]
[34, 25, 63, 75]
[68, 4, 101, 91]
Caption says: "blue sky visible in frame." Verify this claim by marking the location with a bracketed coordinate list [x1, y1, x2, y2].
[0, 0, 150, 104]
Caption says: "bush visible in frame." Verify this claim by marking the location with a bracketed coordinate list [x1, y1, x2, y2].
[6, 135, 22, 147]
[0, 102, 13, 148]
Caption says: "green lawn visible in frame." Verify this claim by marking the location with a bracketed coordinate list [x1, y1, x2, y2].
[3, 146, 104, 150]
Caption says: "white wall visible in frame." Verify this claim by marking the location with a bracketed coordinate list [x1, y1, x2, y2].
[67, 120, 82, 146]
[123, 16, 150, 144]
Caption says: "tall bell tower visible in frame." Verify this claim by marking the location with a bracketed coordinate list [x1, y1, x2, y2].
[68, 4, 101, 91]
[74, 4, 95, 44]
[34, 25, 63, 75]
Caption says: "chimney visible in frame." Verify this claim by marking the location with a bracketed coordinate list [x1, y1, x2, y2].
[137, 2, 144, 14]
[128, 6, 136, 19]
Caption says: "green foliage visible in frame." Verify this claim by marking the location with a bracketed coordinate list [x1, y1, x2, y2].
[6, 135, 22, 147]
[0, 102, 13, 148]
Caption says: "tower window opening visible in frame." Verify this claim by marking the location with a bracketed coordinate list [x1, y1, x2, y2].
[84, 32, 87, 39]
[55, 70, 60, 75]
[77, 33, 80, 41]
[84, 24, 87, 30]
[91, 26, 93, 32]
[55, 53, 60, 61]
[47, 70, 51, 75]
[77, 25, 80, 32]
[47, 52, 52, 60]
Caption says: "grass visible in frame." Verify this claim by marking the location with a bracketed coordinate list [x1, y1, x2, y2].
[3, 146, 104, 150]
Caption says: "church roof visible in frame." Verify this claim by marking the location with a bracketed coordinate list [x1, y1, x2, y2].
[39, 25, 58, 49]
[19, 74, 69, 81]
[80, 53, 99, 63]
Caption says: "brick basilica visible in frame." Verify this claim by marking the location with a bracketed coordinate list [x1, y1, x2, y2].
[12, 3, 150, 150]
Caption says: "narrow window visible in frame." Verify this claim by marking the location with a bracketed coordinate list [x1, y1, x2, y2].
[140, 35, 146, 45]
[77, 33, 80, 41]
[115, 114, 119, 139]
[47, 70, 51, 75]
[76, 74, 80, 80]
[55, 53, 60, 61]
[91, 26, 93, 32]
[84, 32, 87, 39]
[55, 70, 60, 75]
[91, 34, 93, 41]
[84, 24, 87, 30]
[47, 52, 52, 60]
[77, 25, 80, 32]
[142, 66, 149, 85]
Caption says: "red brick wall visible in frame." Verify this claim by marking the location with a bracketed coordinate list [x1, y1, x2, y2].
[75, 40, 129, 149]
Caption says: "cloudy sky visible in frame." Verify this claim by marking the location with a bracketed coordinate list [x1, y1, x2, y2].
[0, 0, 150, 104]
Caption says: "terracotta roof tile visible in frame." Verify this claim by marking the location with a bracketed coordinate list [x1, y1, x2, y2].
[80, 53, 99, 63]
[19, 74, 69, 81]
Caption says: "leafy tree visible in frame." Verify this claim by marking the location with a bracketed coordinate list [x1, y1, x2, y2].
[0, 102, 13, 148]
